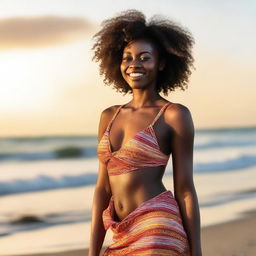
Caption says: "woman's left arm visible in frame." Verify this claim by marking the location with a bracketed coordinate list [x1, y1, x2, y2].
[167, 103, 202, 256]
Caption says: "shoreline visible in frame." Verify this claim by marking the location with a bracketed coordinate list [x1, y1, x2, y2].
[4, 209, 256, 256]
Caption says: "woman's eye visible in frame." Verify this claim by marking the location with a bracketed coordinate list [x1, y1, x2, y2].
[122, 56, 150, 62]
[140, 56, 150, 61]
[122, 56, 132, 61]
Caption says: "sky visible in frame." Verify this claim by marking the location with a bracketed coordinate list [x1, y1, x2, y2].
[0, 0, 255, 137]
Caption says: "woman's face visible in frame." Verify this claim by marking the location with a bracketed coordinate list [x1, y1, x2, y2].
[120, 39, 163, 91]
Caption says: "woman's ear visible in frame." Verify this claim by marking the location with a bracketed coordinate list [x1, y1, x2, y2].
[159, 59, 165, 71]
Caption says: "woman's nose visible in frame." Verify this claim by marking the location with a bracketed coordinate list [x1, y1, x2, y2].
[129, 59, 142, 67]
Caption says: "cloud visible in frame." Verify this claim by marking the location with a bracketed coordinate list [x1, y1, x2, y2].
[0, 15, 96, 50]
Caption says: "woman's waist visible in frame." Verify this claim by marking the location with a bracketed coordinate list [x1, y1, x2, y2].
[111, 184, 167, 221]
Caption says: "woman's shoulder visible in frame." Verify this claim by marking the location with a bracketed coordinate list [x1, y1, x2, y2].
[101, 104, 122, 117]
[98, 105, 122, 137]
[165, 102, 193, 126]
[99, 104, 122, 124]
[166, 102, 191, 114]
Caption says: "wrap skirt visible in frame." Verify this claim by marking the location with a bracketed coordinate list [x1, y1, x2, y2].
[102, 190, 191, 255]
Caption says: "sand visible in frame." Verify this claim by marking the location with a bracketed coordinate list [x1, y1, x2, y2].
[9, 209, 256, 256]
[201, 209, 256, 256]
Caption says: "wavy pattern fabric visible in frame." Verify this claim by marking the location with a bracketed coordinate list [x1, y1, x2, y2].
[97, 102, 171, 176]
[102, 190, 191, 256]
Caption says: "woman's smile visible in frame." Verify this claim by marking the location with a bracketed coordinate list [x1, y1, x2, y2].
[128, 72, 144, 77]
[120, 39, 161, 90]
[91, 9, 199, 256]
[126, 72, 146, 81]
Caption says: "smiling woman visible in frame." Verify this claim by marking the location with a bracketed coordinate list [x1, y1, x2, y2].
[120, 40, 165, 92]
[89, 9, 201, 256]
[91, 10, 194, 96]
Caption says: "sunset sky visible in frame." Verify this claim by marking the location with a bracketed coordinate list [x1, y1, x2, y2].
[0, 0, 255, 137]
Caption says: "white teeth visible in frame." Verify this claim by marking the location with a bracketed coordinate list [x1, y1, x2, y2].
[129, 73, 144, 77]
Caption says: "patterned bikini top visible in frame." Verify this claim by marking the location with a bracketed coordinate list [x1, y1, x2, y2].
[97, 102, 171, 176]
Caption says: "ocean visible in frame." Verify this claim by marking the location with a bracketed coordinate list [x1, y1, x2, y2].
[0, 126, 256, 255]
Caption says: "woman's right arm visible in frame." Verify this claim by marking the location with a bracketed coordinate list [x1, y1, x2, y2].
[88, 109, 113, 256]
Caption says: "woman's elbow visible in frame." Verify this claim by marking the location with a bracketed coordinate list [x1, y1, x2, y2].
[174, 178, 196, 198]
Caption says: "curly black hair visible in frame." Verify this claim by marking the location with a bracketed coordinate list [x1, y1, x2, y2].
[91, 9, 194, 96]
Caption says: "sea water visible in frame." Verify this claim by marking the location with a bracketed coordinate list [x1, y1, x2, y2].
[0, 127, 256, 255]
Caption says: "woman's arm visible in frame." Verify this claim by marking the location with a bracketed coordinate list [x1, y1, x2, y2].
[88, 110, 113, 256]
[167, 103, 202, 256]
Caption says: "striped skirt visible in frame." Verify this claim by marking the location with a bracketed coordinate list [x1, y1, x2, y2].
[102, 190, 191, 256]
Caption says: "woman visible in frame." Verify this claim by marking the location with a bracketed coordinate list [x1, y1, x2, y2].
[89, 9, 202, 256]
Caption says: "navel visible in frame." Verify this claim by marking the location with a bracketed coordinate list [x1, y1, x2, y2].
[118, 201, 124, 210]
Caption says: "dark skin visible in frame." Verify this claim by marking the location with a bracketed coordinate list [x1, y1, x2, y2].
[89, 39, 202, 256]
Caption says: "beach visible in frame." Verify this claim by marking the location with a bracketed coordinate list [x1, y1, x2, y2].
[8, 209, 256, 256]
[0, 128, 256, 256]
[201, 209, 256, 256]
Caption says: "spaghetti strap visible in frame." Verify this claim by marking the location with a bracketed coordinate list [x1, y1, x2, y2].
[106, 104, 124, 132]
[97, 101, 172, 176]
[151, 102, 171, 126]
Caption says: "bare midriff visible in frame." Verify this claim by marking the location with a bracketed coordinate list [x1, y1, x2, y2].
[109, 165, 168, 221]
